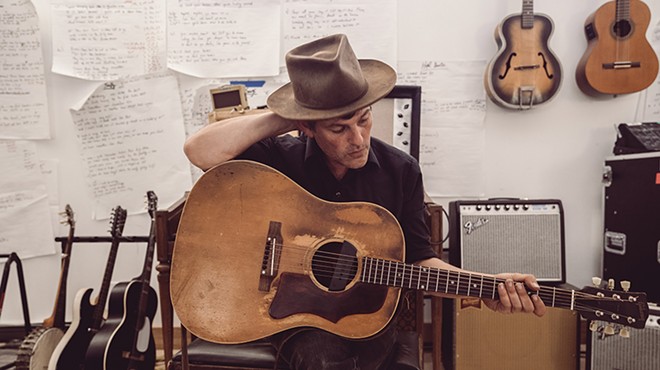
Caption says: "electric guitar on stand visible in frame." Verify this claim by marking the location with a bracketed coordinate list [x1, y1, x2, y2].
[576, 0, 659, 96]
[16, 205, 75, 370]
[485, 0, 562, 109]
[48, 206, 127, 370]
[85, 192, 159, 370]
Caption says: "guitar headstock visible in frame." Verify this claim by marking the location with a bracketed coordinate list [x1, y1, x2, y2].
[109, 206, 127, 237]
[146, 191, 158, 218]
[59, 204, 75, 227]
[576, 282, 649, 330]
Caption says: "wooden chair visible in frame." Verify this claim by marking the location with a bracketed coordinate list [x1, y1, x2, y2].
[155, 193, 444, 370]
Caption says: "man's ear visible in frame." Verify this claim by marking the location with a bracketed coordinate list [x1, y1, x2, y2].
[296, 121, 314, 138]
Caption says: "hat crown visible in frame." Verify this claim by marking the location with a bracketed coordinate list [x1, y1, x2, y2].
[286, 34, 368, 110]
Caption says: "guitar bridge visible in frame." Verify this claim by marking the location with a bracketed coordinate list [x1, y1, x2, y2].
[603, 61, 641, 69]
[259, 221, 282, 292]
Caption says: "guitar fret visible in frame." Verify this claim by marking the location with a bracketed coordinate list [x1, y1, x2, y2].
[407, 264, 412, 289]
[434, 268, 440, 292]
[552, 287, 556, 307]
[479, 275, 483, 298]
[379, 259, 384, 285]
[492, 278, 497, 300]
[416, 266, 421, 290]
[455, 271, 460, 295]
[387, 261, 392, 286]
[467, 273, 472, 296]
[424, 267, 430, 290]
[445, 270, 450, 293]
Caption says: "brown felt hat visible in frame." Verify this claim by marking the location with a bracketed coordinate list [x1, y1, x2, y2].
[267, 34, 396, 121]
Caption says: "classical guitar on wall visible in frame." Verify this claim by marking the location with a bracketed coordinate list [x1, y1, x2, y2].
[576, 0, 659, 96]
[485, 0, 562, 110]
[48, 206, 127, 370]
[16, 205, 75, 370]
[170, 160, 650, 344]
[84, 192, 159, 370]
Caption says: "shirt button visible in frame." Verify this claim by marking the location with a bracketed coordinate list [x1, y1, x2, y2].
[335, 191, 341, 198]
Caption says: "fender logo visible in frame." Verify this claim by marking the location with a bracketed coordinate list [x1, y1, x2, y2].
[463, 218, 489, 235]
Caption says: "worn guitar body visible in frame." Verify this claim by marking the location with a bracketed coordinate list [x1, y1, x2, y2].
[172, 161, 649, 345]
[576, 0, 659, 96]
[84, 280, 157, 370]
[48, 288, 97, 370]
[171, 160, 404, 344]
[485, 11, 562, 109]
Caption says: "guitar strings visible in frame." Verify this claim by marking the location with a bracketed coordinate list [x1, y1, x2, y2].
[260, 242, 640, 321]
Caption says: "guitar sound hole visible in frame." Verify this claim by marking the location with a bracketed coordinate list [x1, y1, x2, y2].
[613, 20, 632, 38]
[311, 241, 358, 292]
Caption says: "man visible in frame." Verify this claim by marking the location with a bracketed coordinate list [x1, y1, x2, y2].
[184, 34, 545, 370]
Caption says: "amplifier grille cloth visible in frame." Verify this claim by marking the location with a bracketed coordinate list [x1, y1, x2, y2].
[590, 316, 660, 370]
[460, 214, 562, 280]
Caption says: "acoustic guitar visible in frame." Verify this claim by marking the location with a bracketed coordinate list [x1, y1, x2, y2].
[576, 0, 659, 96]
[16, 205, 75, 370]
[170, 160, 649, 344]
[485, 0, 562, 109]
[48, 206, 127, 370]
[84, 192, 158, 370]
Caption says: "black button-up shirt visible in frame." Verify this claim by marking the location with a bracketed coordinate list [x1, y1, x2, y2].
[237, 134, 437, 263]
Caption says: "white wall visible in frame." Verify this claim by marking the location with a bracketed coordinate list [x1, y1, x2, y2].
[1, 0, 657, 327]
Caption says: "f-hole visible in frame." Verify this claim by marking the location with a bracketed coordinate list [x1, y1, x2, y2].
[311, 241, 358, 292]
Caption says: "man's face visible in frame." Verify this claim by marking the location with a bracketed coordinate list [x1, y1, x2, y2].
[300, 107, 373, 178]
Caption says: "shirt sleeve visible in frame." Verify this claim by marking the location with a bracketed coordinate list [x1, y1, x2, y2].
[401, 162, 439, 264]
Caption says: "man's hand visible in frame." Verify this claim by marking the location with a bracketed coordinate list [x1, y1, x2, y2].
[482, 273, 546, 317]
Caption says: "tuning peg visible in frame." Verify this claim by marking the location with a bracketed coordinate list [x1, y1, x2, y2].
[607, 279, 615, 290]
[620, 280, 631, 292]
[589, 321, 599, 332]
[592, 277, 602, 287]
[604, 324, 615, 335]
[619, 327, 631, 338]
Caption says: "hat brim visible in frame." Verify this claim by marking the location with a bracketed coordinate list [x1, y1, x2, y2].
[267, 60, 397, 121]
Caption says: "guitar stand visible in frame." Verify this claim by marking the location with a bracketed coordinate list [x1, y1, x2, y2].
[0, 253, 32, 370]
[54, 235, 150, 247]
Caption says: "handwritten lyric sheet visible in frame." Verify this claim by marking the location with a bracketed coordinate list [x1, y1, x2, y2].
[167, 0, 280, 78]
[0, 140, 55, 258]
[51, 0, 166, 81]
[70, 73, 192, 219]
[397, 60, 487, 197]
[282, 0, 397, 68]
[0, 0, 50, 139]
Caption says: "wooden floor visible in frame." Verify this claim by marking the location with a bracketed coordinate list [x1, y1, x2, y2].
[154, 348, 587, 370]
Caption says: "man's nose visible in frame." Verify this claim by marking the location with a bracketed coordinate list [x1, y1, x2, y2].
[348, 126, 365, 145]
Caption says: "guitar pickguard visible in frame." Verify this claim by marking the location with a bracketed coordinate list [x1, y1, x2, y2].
[269, 273, 388, 323]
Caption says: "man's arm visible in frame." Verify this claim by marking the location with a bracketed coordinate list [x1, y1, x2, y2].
[184, 111, 298, 170]
[415, 257, 546, 317]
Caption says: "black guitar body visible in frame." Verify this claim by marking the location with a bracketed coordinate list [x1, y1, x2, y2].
[84, 280, 158, 370]
[49, 288, 97, 370]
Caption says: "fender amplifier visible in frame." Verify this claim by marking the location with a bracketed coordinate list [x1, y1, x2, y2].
[587, 307, 660, 370]
[448, 199, 565, 282]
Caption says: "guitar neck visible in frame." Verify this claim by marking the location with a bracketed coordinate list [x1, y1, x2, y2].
[44, 224, 75, 328]
[92, 237, 122, 329]
[361, 257, 575, 310]
[616, 0, 630, 22]
[521, 0, 534, 29]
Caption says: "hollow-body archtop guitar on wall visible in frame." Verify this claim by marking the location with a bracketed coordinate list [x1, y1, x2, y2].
[170, 160, 649, 344]
[485, 0, 562, 109]
[576, 0, 659, 96]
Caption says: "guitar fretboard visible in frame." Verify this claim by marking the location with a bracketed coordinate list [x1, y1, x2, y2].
[360, 256, 573, 310]
[522, 0, 534, 29]
[616, 0, 630, 22]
